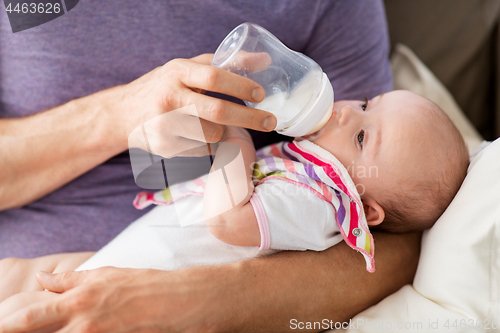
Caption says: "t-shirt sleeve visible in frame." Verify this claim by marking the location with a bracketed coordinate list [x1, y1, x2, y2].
[250, 178, 344, 251]
[302, 0, 393, 100]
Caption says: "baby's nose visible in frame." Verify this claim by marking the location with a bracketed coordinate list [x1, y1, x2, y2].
[338, 105, 355, 126]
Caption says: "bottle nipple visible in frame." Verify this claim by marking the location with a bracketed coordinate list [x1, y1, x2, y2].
[303, 103, 334, 136]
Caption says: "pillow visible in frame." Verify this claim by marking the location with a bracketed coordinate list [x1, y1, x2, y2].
[325, 45, 498, 333]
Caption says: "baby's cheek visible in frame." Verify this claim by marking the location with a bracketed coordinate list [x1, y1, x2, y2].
[352, 170, 383, 198]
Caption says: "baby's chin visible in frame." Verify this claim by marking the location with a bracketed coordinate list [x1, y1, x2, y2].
[297, 131, 321, 141]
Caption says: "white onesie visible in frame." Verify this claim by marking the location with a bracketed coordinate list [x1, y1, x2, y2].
[77, 140, 375, 272]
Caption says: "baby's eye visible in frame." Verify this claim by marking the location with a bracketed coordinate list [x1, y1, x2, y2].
[361, 97, 369, 111]
[357, 130, 365, 148]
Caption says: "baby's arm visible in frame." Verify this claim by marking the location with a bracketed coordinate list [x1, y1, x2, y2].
[203, 126, 260, 247]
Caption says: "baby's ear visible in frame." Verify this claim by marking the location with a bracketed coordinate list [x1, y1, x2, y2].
[362, 197, 385, 226]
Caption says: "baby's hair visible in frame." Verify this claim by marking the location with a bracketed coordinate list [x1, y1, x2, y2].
[374, 99, 469, 233]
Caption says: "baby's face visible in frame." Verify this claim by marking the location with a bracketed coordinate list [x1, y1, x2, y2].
[311, 90, 437, 221]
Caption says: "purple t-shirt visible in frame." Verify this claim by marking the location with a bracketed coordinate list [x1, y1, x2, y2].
[0, 0, 392, 258]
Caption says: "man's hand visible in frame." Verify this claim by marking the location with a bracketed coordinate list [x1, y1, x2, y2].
[122, 54, 275, 158]
[0, 265, 243, 333]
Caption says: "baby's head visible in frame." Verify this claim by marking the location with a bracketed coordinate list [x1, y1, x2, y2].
[311, 90, 469, 233]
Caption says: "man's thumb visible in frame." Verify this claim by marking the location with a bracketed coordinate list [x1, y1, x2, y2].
[36, 270, 87, 293]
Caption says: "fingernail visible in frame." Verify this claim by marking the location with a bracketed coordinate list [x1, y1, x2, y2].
[38, 270, 53, 276]
[263, 116, 276, 131]
[252, 88, 265, 102]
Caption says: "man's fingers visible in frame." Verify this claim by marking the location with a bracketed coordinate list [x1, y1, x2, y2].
[173, 59, 266, 104]
[0, 299, 65, 333]
[179, 91, 276, 132]
[136, 111, 224, 157]
[54, 319, 87, 333]
[160, 57, 277, 132]
[36, 270, 89, 293]
[189, 53, 213, 65]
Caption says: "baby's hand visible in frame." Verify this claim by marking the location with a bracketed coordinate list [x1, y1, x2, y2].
[209, 126, 252, 156]
[0, 258, 44, 303]
[221, 126, 252, 142]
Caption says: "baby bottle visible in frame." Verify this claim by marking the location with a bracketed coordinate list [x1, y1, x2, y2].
[212, 22, 334, 137]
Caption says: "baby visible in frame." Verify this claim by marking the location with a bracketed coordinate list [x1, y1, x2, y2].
[0, 90, 469, 320]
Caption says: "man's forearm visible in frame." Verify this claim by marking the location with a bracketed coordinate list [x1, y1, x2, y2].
[223, 231, 421, 332]
[0, 85, 127, 210]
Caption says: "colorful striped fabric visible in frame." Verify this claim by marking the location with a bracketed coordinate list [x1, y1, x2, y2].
[133, 140, 375, 272]
[254, 141, 375, 272]
[133, 175, 208, 210]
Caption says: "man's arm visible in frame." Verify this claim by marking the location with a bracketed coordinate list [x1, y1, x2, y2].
[0, 231, 421, 333]
[0, 54, 274, 211]
[0, 86, 125, 210]
[233, 231, 421, 332]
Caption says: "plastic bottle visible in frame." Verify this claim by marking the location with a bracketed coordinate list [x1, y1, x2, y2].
[212, 22, 334, 137]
